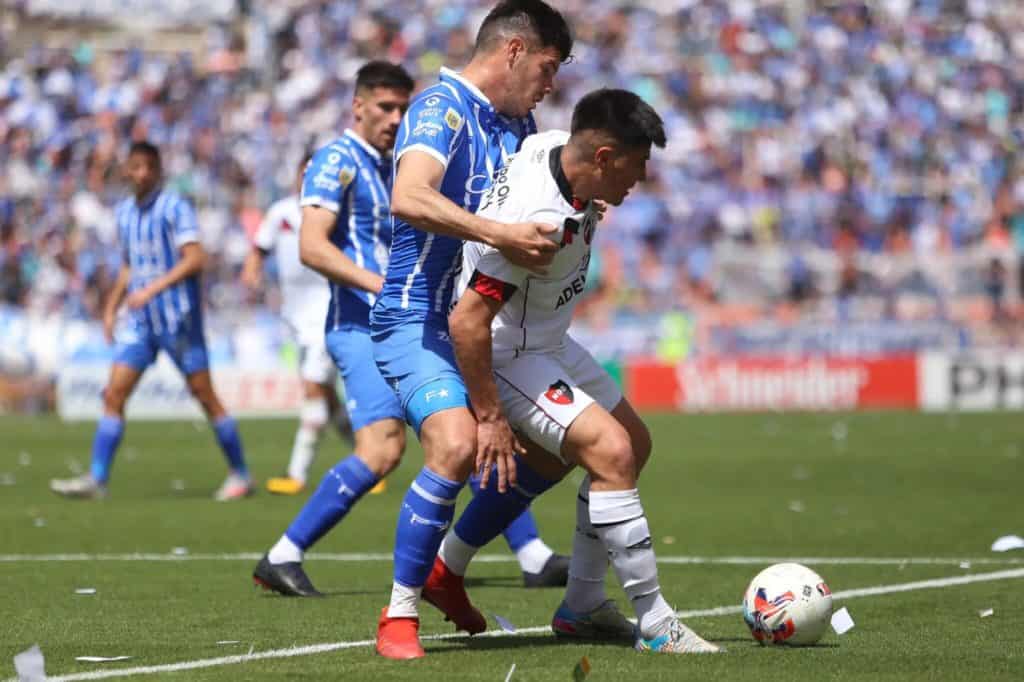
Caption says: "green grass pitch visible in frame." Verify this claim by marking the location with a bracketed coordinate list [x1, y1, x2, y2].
[2, 412, 1023, 680]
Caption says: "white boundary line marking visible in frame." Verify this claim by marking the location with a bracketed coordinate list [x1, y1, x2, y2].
[1, 552, 1022, 565]
[16, 567, 1023, 682]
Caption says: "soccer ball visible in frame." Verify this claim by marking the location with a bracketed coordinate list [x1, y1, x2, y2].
[742, 562, 833, 646]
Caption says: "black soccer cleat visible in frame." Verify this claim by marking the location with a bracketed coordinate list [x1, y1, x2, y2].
[253, 554, 324, 597]
[523, 553, 571, 588]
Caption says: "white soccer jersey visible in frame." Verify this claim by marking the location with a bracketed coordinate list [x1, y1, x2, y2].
[457, 130, 600, 359]
[254, 196, 330, 342]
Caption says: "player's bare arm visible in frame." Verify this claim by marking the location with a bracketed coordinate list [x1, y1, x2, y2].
[126, 242, 206, 310]
[449, 284, 524, 492]
[392, 150, 560, 271]
[102, 265, 131, 344]
[240, 248, 266, 290]
[299, 205, 385, 295]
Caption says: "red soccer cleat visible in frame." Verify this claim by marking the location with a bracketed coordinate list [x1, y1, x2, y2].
[375, 607, 425, 660]
[422, 556, 487, 635]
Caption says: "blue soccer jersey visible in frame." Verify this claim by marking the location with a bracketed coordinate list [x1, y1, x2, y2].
[301, 129, 392, 331]
[115, 187, 202, 335]
[373, 67, 536, 327]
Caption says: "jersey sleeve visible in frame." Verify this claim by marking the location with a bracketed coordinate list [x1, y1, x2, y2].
[171, 197, 200, 248]
[470, 245, 528, 296]
[394, 91, 464, 170]
[300, 144, 356, 214]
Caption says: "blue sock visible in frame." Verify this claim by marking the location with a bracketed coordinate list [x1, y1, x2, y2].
[456, 456, 559, 549]
[213, 416, 248, 477]
[89, 415, 124, 484]
[285, 454, 378, 550]
[468, 472, 542, 552]
[393, 467, 464, 587]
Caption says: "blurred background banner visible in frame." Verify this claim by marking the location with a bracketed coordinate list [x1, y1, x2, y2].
[4, 0, 1024, 415]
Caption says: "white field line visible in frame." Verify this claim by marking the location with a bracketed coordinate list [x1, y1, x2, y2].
[15, 567, 1023, 682]
[1, 552, 1022, 566]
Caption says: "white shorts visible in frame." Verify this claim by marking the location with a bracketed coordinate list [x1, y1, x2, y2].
[299, 337, 336, 385]
[493, 336, 622, 463]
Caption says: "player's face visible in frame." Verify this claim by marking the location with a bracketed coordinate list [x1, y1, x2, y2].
[507, 44, 562, 117]
[353, 86, 411, 153]
[595, 146, 650, 206]
[125, 152, 161, 198]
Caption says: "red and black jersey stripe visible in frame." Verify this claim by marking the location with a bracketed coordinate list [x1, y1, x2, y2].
[469, 270, 518, 303]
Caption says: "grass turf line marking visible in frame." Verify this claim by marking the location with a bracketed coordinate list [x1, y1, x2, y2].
[19, 567, 1024, 682]
[1, 553, 1022, 566]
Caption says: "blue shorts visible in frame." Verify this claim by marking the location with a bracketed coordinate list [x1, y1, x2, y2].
[370, 317, 469, 434]
[326, 325, 404, 433]
[113, 319, 209, 376]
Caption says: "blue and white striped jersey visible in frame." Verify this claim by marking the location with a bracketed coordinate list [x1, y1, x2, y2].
[373, 67, 536, 327]
[115, 187, 202, 335]
[300, 129, 391, 331]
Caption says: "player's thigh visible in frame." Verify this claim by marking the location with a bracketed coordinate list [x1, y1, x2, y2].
[103, 363, 145, 412]
[371, 319, 470, 437]
[160, 323, 210, 379]
[494, 352, 609, 469]
[326, 326, 403, 434]
[353, 417, 407, 477]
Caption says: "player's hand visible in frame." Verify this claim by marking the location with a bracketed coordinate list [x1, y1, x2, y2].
[125, 288, 154, 310]
[102, 311, 117, 345]
[593, 200, 608, 221]
[494, 221, 560, 273]
[475, 416, 524, 494]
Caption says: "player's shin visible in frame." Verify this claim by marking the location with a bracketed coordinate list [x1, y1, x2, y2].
[287, 398, 329, 482]
[590, 489, 674, 639]
[213, 415, 248, 477]
[441, 456, 558, 575]
[282, 454, 378, 555]
[390, 467, 464, 617]
[89, 415, 125, 484]
[564, 475, 610, 613]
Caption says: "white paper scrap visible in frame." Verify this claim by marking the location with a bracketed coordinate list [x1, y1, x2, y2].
[493, 614, 517, 633]
[505, 663, 517, 682]
[19, 451, 32, 466]
[0, 473, 15, 486]
[33, 518, 46, 528]
[13, 644, 46, 681]
[831, 607, 855, 635]
[788, 500, 805, 513]
[172, 547, 189, 556]
[979, 608, 994, 618]
[959, 561, 971, 569]
[216, 640, 241, 645]
[75, 588, 97, 595]
[991, 535, 1024, 552]
[75, 656, 132, 663]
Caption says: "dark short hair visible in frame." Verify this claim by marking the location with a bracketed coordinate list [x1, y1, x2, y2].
[355, 60, 415, 93]
[128, 140, 161, 165]
[475, 0, 573, 62]
[571, 89, 666, 149]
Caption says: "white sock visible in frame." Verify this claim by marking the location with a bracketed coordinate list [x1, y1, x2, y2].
[516, 538, 554, 575]
[438, 531, 479, 577]
[287, 399, 328, 481]
[387, 582, 422, 618]
[590, 488, 674, 638]
[267, 534, 303, 565]
[564, 475, 608, 614]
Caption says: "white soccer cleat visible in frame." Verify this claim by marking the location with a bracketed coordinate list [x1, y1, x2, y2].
[214, 473, 253, 501]
[50, 474, 107, 500]
[635, 618, 721, 654]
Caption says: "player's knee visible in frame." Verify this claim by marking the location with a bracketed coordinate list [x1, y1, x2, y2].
[631, 422, 653, 472]
[357, 422, 406, 476]
[592, 426, 636, 487]
[102, 386, 128, 415]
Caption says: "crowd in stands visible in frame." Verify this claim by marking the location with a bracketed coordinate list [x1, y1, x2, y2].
[3, 0, 1024, 337]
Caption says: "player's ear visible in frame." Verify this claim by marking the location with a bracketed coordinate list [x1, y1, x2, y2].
[593, 145, 615, 170]
[507, 36, 527, 69]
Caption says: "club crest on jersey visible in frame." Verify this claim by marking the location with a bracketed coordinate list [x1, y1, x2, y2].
[545, 380, 574, 405]
[444, 107, 462, 131]
[338, 165, 356, 187]
[562, 213, 596, 246]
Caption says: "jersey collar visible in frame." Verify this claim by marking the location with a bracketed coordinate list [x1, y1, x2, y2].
[548, 145, 583, 209]
[344, 128, 382, 161]
[439, 67, 493, 111]
[134, 184, 163, 209]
